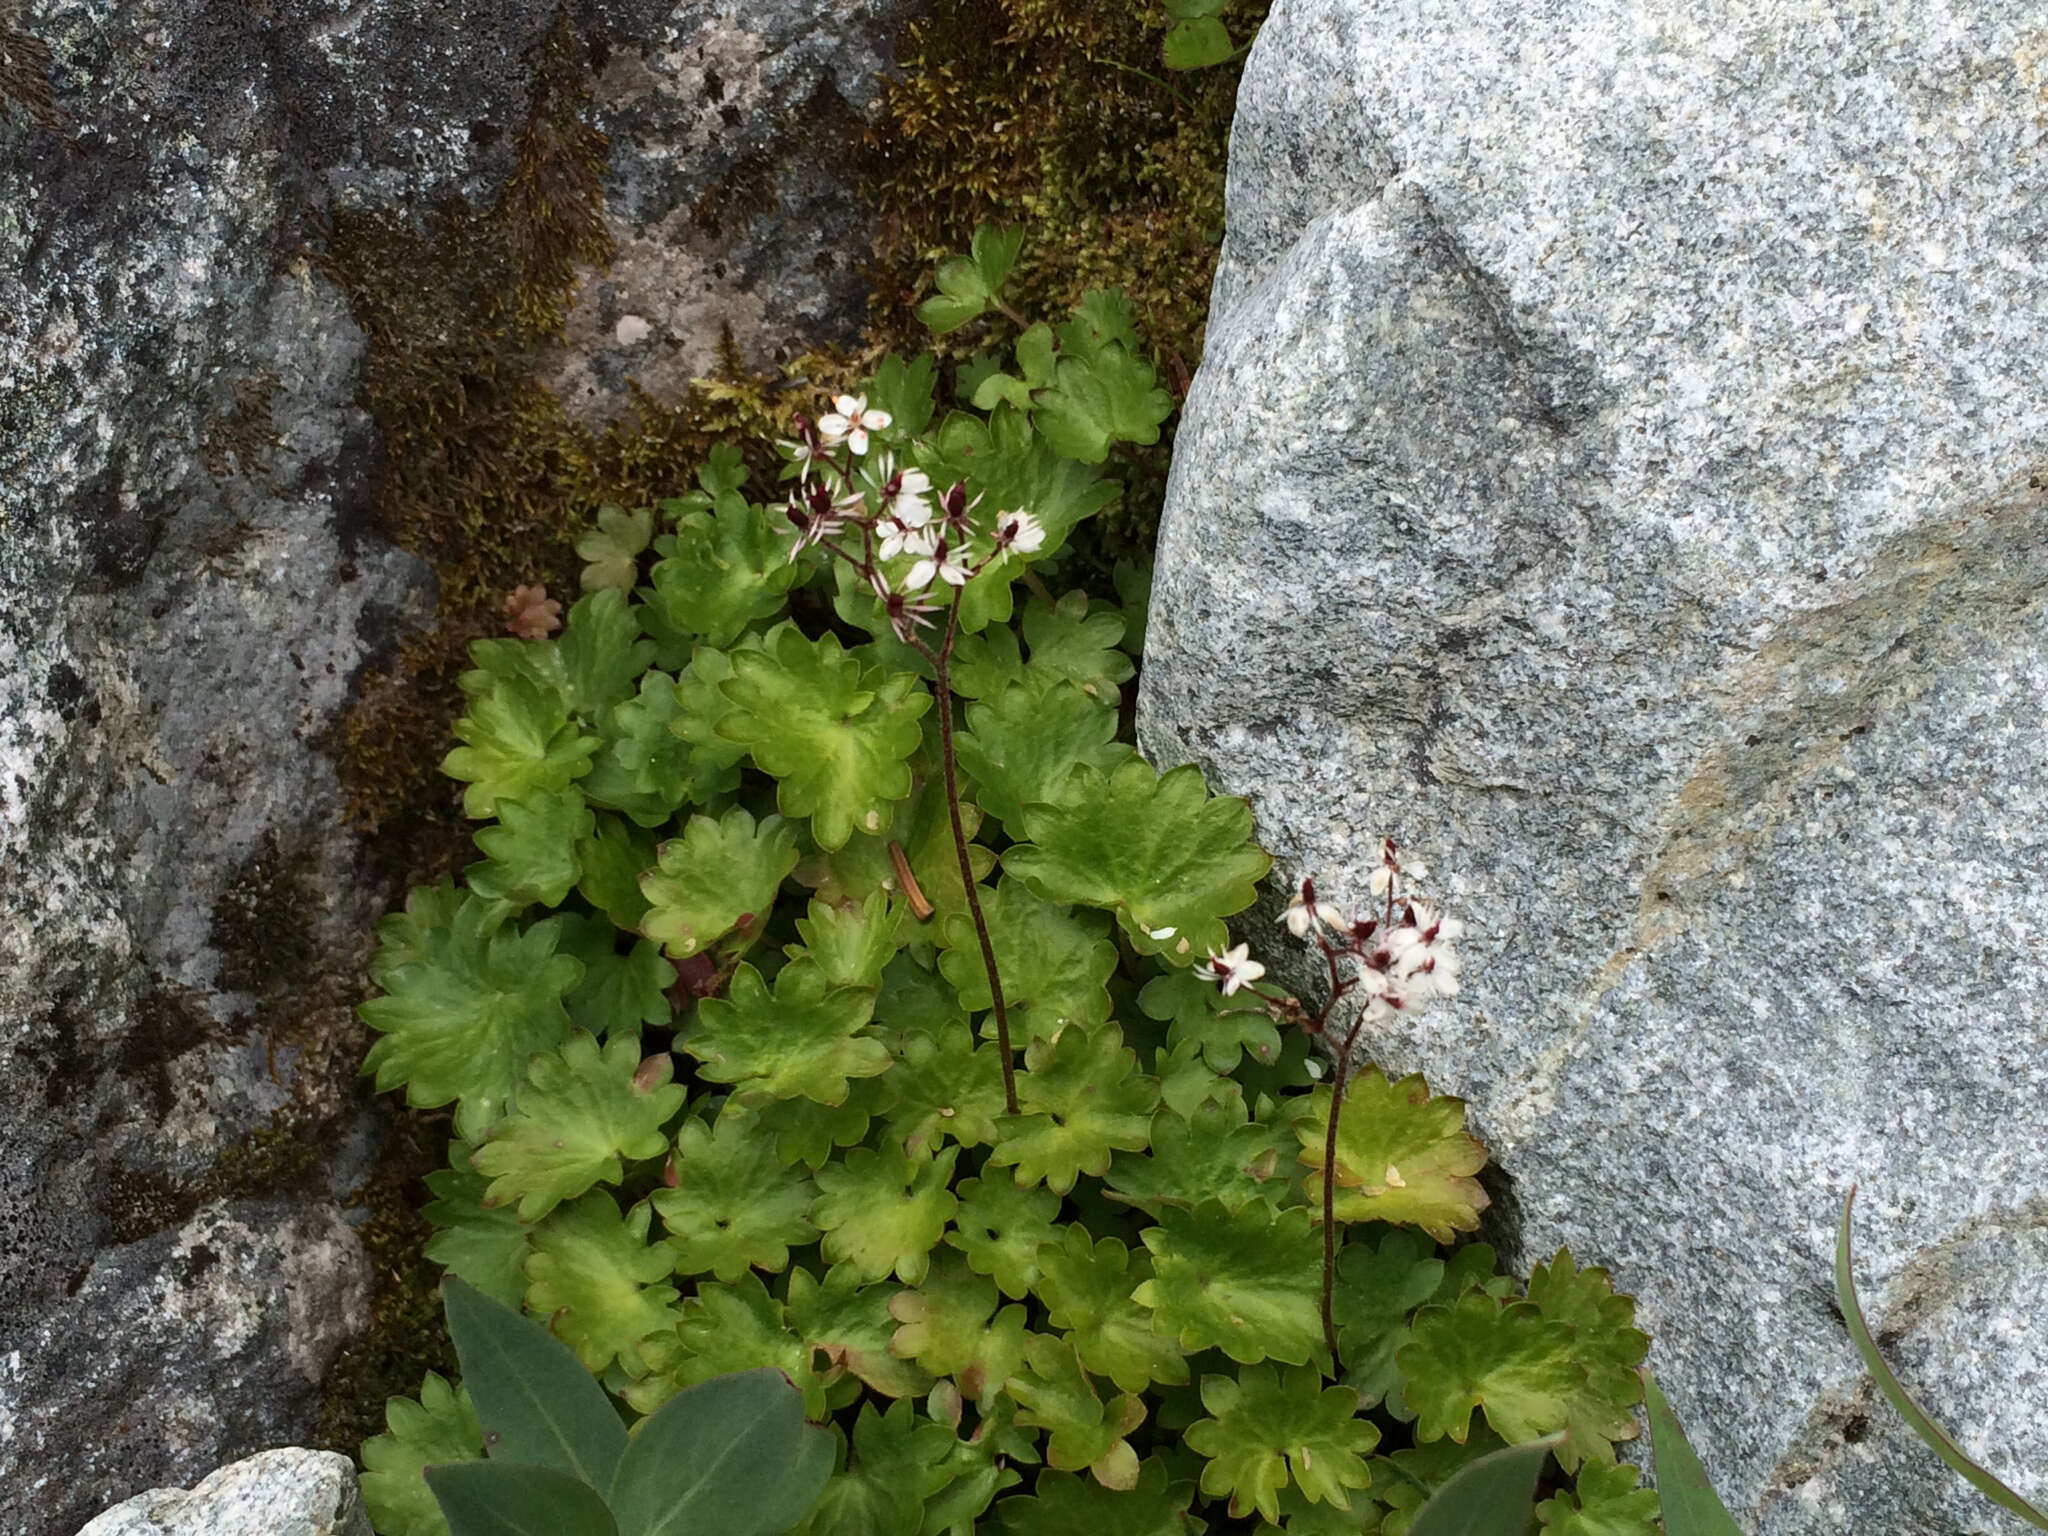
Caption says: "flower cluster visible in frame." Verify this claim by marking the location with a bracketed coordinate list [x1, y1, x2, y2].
[1204, 837, 1464, 1031]
[782, 396, 1046, 643]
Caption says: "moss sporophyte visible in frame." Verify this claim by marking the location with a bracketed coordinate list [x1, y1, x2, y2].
[353, 232, 1661, 1536]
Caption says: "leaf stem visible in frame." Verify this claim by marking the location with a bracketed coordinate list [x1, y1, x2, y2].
[928, 592, 1021, 1115]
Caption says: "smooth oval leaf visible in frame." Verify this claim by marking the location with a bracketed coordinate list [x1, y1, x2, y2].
[426, 1461, 620, 1536]
[443, 1276, 626, 1490]
[1408, 1433, 1564, 1536]
[609, 1368, 835, 1536]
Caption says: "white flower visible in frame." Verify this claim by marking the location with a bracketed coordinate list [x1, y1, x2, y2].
[1281, 877, 1345, 939]
[784, 483, 854, 562]
[877, 515, 938, 562]
[885, 467, 934, 525]
[1368, 837, 1427, 897]
[868, 570, 940, 641]
[817, 393, 892, 455]
[1385, 901, 1464, 1002]
[1202, 943, 1267, 997]
[905, 537, 972, 590]
[991, 508, 1045, 555]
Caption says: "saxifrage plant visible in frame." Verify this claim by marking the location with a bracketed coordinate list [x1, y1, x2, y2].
[357, 229, 1658, 1536]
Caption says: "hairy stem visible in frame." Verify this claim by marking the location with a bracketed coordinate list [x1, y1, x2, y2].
[1321, 1010, 1370, 1364]
[930, 593, 1020, 1115]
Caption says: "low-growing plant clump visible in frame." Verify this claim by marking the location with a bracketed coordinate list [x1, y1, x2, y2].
[354, 234, 1660, 1536]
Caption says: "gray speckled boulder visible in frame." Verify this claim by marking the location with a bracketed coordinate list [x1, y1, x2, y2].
[77, 1446, 370, 1536]
[1138, 1, 2048, 1530]
[2, 2, 904, 1531]
[546, 1, 914, 424]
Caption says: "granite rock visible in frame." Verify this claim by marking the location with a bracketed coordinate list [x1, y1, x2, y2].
[1, 2, 902, 1530]
[544, 0, 914, 425]
[1138, 1, 2048, 1530]
[77, 1445, 370, 1536]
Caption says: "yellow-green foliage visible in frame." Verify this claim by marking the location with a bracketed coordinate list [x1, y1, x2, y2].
[320, 0, 1261, 1447]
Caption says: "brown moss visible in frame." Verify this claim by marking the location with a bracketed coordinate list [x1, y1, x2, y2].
[210, 830, 323, 999]
[200, 370, 284, 480]
[310, 1109, 456, 1457]
[862, 0, 1268, 558]
[0, 7, 58, 131]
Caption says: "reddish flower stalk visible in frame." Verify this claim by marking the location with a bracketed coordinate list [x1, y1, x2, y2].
[1204, 842, 1465, 1369]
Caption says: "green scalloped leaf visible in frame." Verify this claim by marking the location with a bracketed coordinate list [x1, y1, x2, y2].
[688, 961, 890, 1105]
[638, 806, 799, 960]
[996, 1457, 1193, 1536]
[1005, 757, 1270, 959]
[1398, 1293, 1585, 1448]
[524, 1192, 681, 1374]
[790, 891, 906, 990]
[1018, 592, 1136, 706]
[629, 1271, 823, 1420]
[717, 625, 931, 850]
[1032, 344, 1173, 466]
[1105, 1100, 1288, 1216]
[556, 914, 673, 1036]
[466, 787, 594, 910]
[423, 1145, 531, 1309]
[372, 878, 465, 988]
[796, 778, 995, 936]
[956, 682, 1129, 833]
[647, 489, 799, 646]
[443, 671, 601, 820]
[572, 815, 657, 932]
[788, 1261, 934, 1401]
[947, 1175, 1063, 1300]
[582, 671, 695, 827]
[1524, 1248, 1649, 1471]
[670, 642, 751, 791]
[361, 900, 581, 1143]
[875, 1020, 1007, 1156]
[1162, 15, 1234, 70]
[814, 1144, 960, 1284]
[472, 1032, 684, 1221]
[654, 1109, 818, 1282]
[558, 588, 654, 717]
[1139, 968, 1281, 1074]
[1135, 1198, 1325, 1367]
[989, 1023, 1159, 1194]
[958, 1303, 1035, 1415]
[1007, 1334, 1147, 1489]
[1187, 1364, 1378, 1524]
[887, 1249, 999, 1379]
[1299, 1071, 1490, 1243]
[937, 877, 1117, 1043]
[1535, 1462, 1663, 1536]
[1035, 1227, 1186, 1393]
[757, 1088, 882, 1170]
[794, 1400, 958, 1536]
[577, 503, 653, 593]
[1331, 1229, 1446, 1411]
[360, 1372, 483, 1536]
